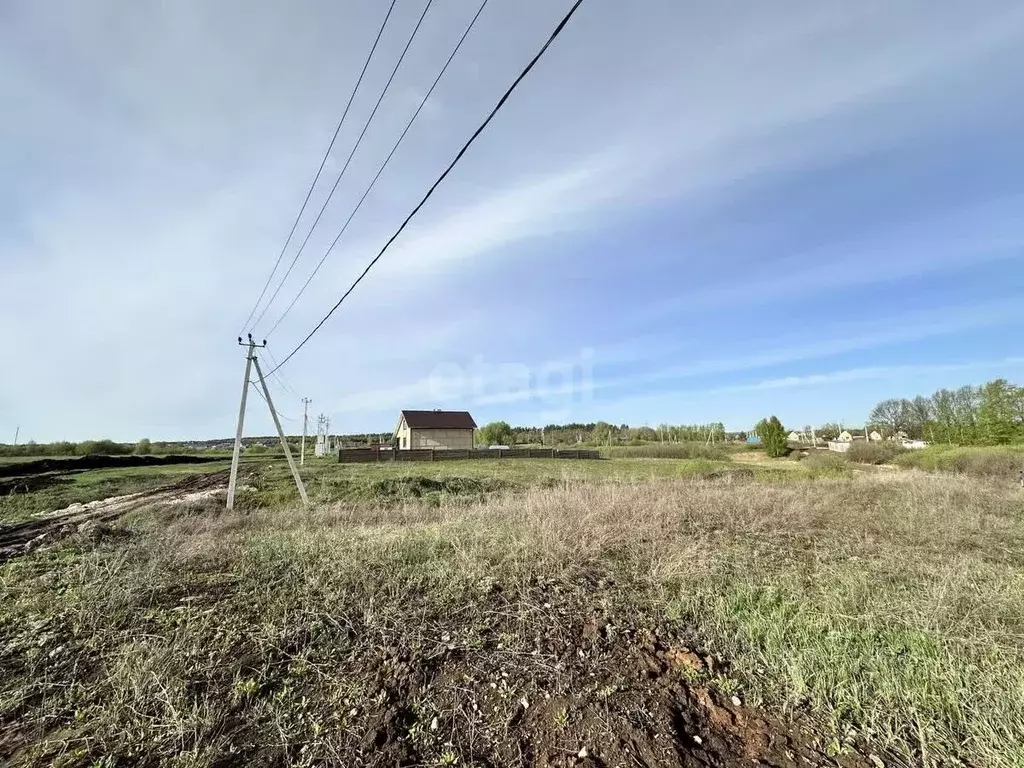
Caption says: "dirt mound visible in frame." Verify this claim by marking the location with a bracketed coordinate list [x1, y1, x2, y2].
[0, 454, 221, 479]
[370, 475, 515, 502]
[0, 473, 72, 496]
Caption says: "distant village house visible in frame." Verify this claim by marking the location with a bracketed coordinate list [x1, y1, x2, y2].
[394, 409, 477, 450]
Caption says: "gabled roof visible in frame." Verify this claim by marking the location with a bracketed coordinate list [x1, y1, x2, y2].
[399, 410, 477, 430]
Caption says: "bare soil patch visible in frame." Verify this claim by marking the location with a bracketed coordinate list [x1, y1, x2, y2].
[0, 470, 233, 563]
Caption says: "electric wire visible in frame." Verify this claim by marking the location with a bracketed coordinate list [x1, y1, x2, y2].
[265, 0, 490, 337]
[251, 0, 436, 334]
[238, 0, 399, 336]
[266, 0, 586, 376]
[263, 346, 300, 398]
[249, 379, 298, 422]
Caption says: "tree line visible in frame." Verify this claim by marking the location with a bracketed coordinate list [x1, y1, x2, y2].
[0, 438, 171, 458]
[484, 421, 729, 447]
[868, 378, 1024, 445]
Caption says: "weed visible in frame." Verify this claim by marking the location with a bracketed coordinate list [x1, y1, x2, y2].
[2, 466, 1023, 766]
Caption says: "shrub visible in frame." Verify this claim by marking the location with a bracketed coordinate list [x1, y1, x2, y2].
[77, 439, 131, 457]
[897, 445, 1024, 478]
[846, 441, 905, 465]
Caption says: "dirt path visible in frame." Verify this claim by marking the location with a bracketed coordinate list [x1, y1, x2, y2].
[0, 470, 231, 563]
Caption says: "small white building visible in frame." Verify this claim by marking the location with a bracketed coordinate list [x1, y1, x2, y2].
[837, 430, 853, 442]
[869, 431, 883, 442]
[787, 431, 803, 443]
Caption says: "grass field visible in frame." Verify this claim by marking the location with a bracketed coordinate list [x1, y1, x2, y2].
[2, 452, 1023, 766]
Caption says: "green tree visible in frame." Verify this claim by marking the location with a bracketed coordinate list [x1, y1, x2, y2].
[591, 421, 612, 445]
[755, 416, 788, 458]
[977, 379, 1024, 445]
[477, 421, 515, 447]
[134, 438, 153, 455]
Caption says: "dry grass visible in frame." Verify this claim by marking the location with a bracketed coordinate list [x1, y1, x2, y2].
[844, 441, 906, 465]
[2, 471, 1023, 766]
[895, 444, 1024, 478]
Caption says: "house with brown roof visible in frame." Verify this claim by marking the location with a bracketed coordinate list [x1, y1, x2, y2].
[394, 410, 477, 450]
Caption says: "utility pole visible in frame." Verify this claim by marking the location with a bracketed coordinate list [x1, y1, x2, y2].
[301, 398, 312, 466]
[227, 335, 257, 511]
[227, 334, 308, 510]
[13, 426, 19, 446]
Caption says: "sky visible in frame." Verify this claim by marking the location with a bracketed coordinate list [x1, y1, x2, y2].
[3, 0, 1024, 442]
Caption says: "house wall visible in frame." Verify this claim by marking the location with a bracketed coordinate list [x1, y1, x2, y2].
[409, 429, 473, 450]
[396, 420, 412, 449]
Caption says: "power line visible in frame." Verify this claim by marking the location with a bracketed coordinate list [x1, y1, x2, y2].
[263, 345, 300, 398]
[251, 0, 436, 334]
[249, 379, 298, 422]
[266, 0, 491, 337]
[266, 0, 587, 375]
[238, 0, 399, 336]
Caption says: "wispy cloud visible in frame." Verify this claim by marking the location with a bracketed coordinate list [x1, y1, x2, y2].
[4, 1, 1024, 439]
[714, 357, 1024, 395]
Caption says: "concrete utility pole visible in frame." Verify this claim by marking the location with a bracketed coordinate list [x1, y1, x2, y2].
[13, 426, 19, 446]
[301, 398, 312, 466]
[227, 334, 308, 510]
[227, 335, 257, 511]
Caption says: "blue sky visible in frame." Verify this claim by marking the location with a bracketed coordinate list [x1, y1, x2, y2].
[3, 0, 1024, 441]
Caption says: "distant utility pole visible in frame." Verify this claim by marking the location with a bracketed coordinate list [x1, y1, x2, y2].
[13, 426, 19, 446]
[227, 334, 308, 511]
[301, 398, 312, 466]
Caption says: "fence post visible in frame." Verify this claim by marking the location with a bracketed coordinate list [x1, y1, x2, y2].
[575, 449, 580, 459]
[430, 448, 435, 462]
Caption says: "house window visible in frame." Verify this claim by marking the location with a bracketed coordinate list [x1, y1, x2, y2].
[401, 436, 407, 448]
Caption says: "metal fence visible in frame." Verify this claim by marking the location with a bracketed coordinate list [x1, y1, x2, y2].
[338, 447, 601, 463]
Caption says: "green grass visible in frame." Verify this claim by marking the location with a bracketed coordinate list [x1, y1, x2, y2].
[598, 442, 729, 460]
[660, 472, 1024, 766]
[3, 457, 1023, 765]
